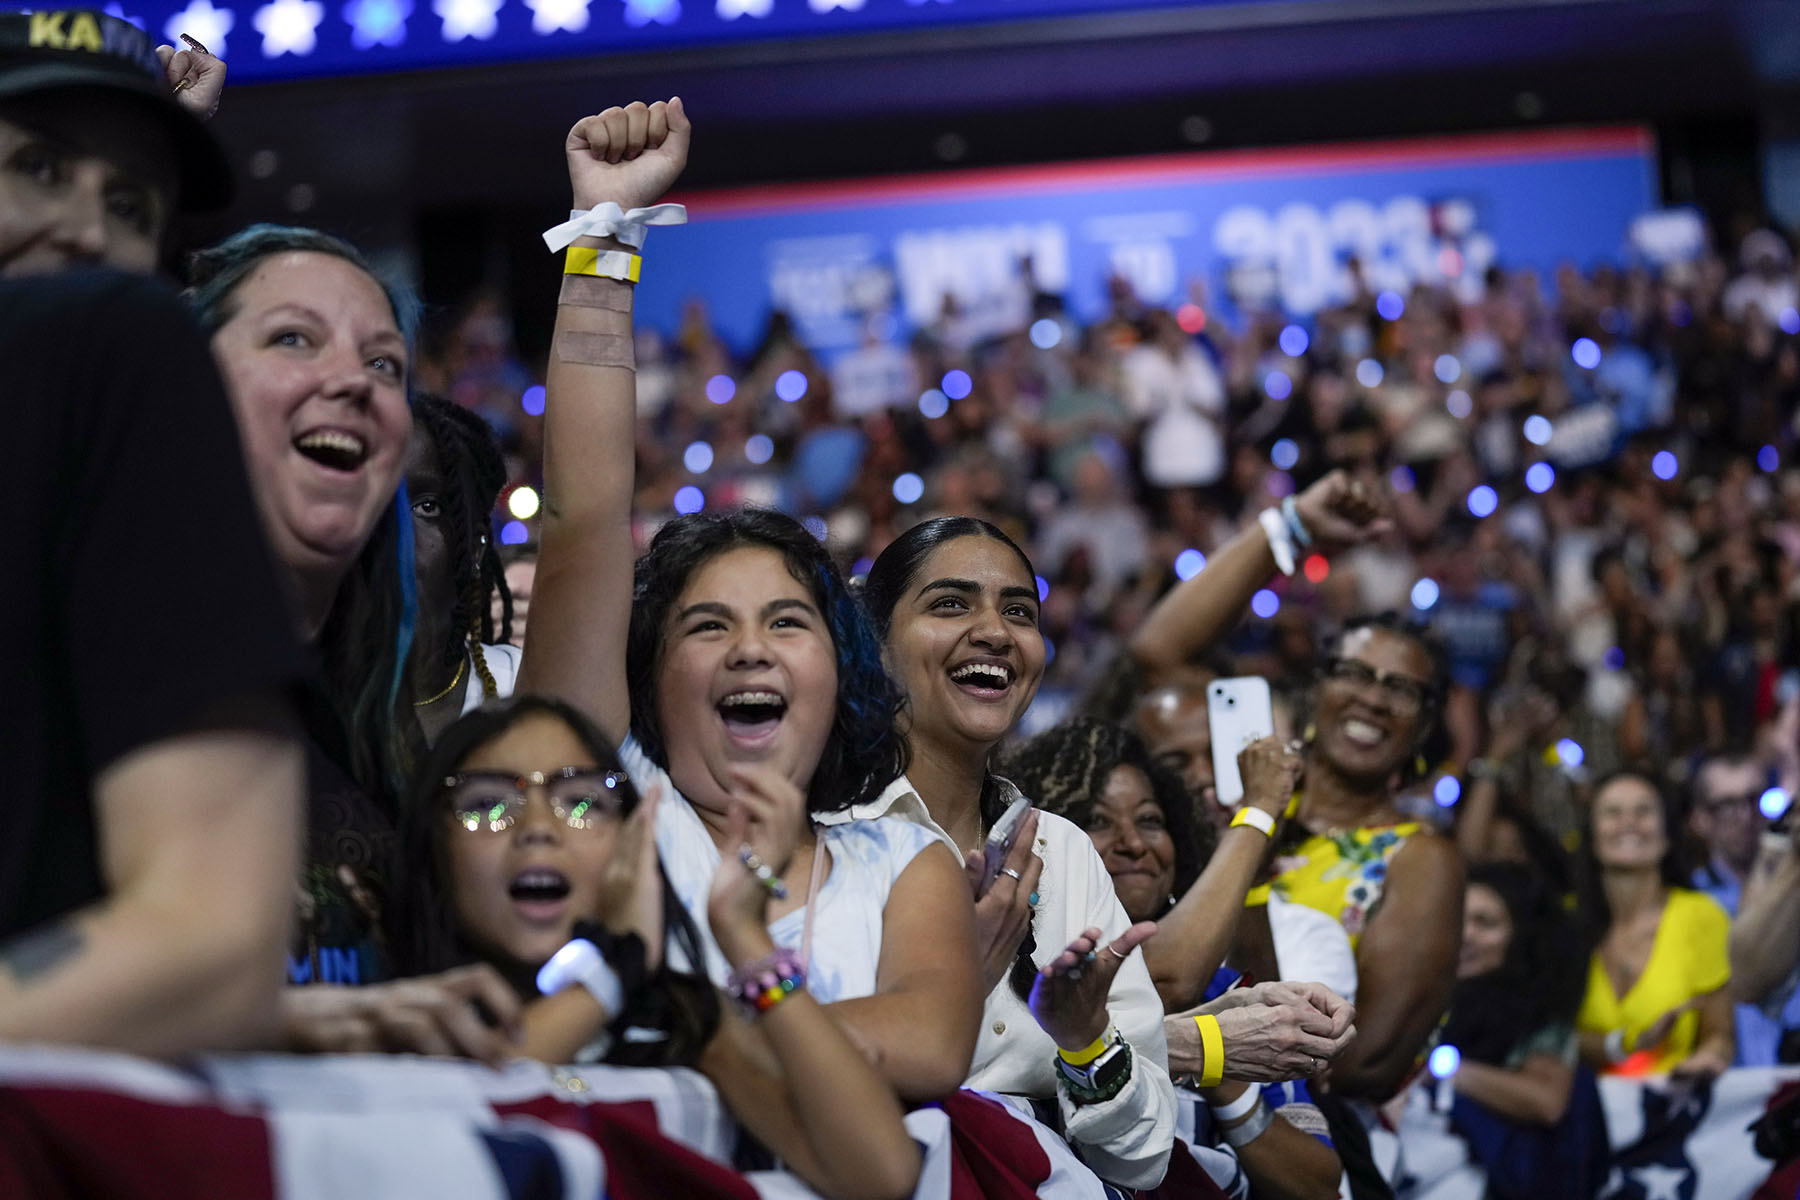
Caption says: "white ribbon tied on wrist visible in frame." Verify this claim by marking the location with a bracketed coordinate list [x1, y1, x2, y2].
[542, 202, 688, 252]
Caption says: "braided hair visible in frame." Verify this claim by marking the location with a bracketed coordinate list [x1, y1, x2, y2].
[997, 718, 1213, 912]
[413, 394, 514, 697]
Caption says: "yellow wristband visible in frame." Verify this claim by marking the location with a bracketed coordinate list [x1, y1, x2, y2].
[1285, 792, 1301, 819]
[564, 246, 642, 282]
[1231, 806, 1276, 838]
[1195, 1014, 1225, 1088]
[1057, 1025, 1117, 1067]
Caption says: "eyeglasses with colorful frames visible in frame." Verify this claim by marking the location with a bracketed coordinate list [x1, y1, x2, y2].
[1321, 657, 1434, 715]
[441, 767, 631, 833]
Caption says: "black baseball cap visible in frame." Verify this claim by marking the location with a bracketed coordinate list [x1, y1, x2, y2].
[0, 8, 232, 210]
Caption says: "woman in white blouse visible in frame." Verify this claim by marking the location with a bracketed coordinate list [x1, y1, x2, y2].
[852, 516, 1176, 1190]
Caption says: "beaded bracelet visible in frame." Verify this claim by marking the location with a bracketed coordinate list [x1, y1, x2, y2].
[727, 947, 806, 1015]
[738, 845, 788, 900]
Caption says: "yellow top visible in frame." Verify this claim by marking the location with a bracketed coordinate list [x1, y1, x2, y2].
[1576, 887, 1731, 1075]
[1247, 822, 1424, 948]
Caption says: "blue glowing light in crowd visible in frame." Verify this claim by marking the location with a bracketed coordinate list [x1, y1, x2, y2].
[1651, 450, 1679, 480]
[1761, 788, 1792, 820]
[1571, 337, 1602, 369]
[1781, 308, 1800, 336]
[1603, 645, 1626, 671]
[1043, 635, 1056, 665]
[1390, 464, 1416, 493]
[1525, 462, 1556, 493]
[1175, 548, 1206, 580]
[1271, 438, 1300, 470]
[1029, 319, 1062, 350]
[683, 441, 714, 474]
[892, 472, 925, 504]
[775, 370, 808, 402]
[500, 519, 529, 545]
[1466, 484, 1498, 518]
[1555, 738, 1585, 768]
[1522, 414, 1553, 446]
[744, 434, 774, 465]
[802, 515, 828, 542]
[705, 374, 736, 404]
[1250, 589, 1280, 618]
[1263, 370, 1292, 401]
[673, 486, 705, 515]
[1411, 577, 1440, 610]
[941, 370, 973, 400]
[1376, 291, 1405, 321]
[1435, 354, 1462, 384]
[1036, 575, 1051, 602]
[1428, 1045, 1462, 1079]
[520, 384, 545, 416]
[1355, 359, 1384, 388]
[1759, 444, 1780, 472]
[1446, 390, 1472, 419]
[1434, 776, 1461, 808]
[1279, 325, 1309, 357]
[851, 557, 873, 578]
[918, 388, 949, 419]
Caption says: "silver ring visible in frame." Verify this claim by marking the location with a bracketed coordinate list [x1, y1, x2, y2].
[1102, 944, 1127, 961]
[999, 867, 1024, 882]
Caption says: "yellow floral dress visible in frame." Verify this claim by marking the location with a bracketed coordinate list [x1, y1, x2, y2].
[1247, 822, 1424, 947]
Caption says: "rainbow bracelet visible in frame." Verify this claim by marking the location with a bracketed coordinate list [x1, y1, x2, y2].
[727, 947, 806, 1015]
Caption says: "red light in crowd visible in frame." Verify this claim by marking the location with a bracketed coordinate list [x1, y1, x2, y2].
[1304, 554, 1330, 583]
[1177, 304, 1206, 334]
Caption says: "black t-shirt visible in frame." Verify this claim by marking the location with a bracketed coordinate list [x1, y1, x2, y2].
[1, 270, 309, 940]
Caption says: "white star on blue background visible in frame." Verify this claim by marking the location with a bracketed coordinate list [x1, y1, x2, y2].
[623, 0, 677, 27]
[163, 0, 235, 57]
[525, 0, 591, 33]
[434, 0, 502, 40]
[254, 0, 324, 55]
[344, 0, 411, 46]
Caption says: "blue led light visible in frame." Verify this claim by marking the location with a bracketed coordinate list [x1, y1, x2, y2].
[520, 384, 545, 416]
[1781, 308, 1800, 336]
[1264, 370, 1292, 401]
[683, 441, 714, 474]
[892, 472, 924, 504]
[1271, 438, 1299, 470]
[1525, 462, 1555, 493]
[1428, 1045, 1461, 1079]
[851, 556, 874, 577]
[1523, 414, 1552, 445]
[705, 374, 736, 404]
[745, 434, 774, 465]
[1761, 788, 1792, 820]
[1390, 464, 1416, 493]
[1411, 578, 1439, 610]
[673, 485, 704, 515]
[1555, 738, 1585, 768]
[500, 519, 529, 545]
[1355, 359, 1384, 388]
[1467, 484, 1498, 518]
[1572, 337, 1601, 369]
[1435, 354, 1461, 384]
[941, 370, 973, 400]
[1760, 445, 1780, 472]
[1376, 291, 1405, 321]
[1603, 645, 1626, 671]
[1434, 776, 1461, 807]
[918, 388, 949, 419]
[1250, 589, 1280, 618]
[1029, 318, 1062, 350]
[1651, 451, 1678, 480]
[775, 370, 808, 402]
[1036, 575, 1050, 602]
[1175, 549, 1206, 580]
[802, 515, 828, 542]
[1279, 325, 1309, 357]
[1446, 390, 1472, 419]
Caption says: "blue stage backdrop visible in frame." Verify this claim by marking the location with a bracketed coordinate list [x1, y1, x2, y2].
[87, 0, 1302, 80]
[638, 126, 1660, 358]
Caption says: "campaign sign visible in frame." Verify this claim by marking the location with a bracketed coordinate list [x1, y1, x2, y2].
[641, 127, 1659, 357]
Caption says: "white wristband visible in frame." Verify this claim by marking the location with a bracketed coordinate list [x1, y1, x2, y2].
[1258, 507, 1296, 577]
[542, 202, 688, 252]
[536, 937, 624, 1017]
[1208, 1081, 1263, 1122]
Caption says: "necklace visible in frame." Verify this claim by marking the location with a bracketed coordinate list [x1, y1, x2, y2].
[414, 654, 467, 707]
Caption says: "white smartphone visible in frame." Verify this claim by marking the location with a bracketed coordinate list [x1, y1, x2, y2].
[1208, 676, 1275, 807]
[977, 795, 1033, 896]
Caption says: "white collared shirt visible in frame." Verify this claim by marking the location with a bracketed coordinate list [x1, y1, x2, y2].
[819, 774, 1176, 1190]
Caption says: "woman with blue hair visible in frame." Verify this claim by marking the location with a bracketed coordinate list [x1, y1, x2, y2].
[186, 225, 523, 1057]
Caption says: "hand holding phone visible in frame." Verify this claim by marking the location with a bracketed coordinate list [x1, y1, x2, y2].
[977, 796, 1033, 897]
[1209, 677, 1276, 807]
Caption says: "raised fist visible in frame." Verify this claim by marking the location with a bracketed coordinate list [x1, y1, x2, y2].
[566, 98, 691, 215]
[1291, 469, 1391, 549]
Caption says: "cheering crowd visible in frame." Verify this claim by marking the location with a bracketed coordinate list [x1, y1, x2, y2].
[6, 9, 1800, 1199]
